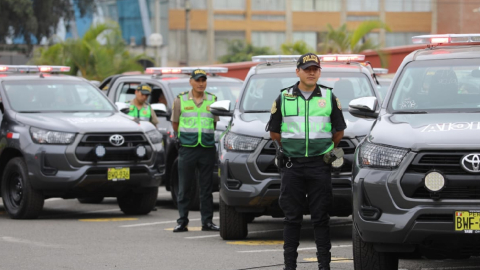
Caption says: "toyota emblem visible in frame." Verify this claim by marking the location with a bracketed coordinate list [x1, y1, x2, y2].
[461, 154, 480, 173]
[109, 134, 125, 146]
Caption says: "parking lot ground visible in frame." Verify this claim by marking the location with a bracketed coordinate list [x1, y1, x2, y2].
[1, 188, 480, 270]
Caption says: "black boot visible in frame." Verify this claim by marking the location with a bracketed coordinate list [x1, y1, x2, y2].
[316, 252, 331, 270]
[283, 250, 298, 270]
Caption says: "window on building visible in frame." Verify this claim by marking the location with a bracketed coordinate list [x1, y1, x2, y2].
[293, 32, 317, 51]
[214, 14, 246, 20]
[292, 0, 340, 11]
[215, 32, 246, 60]
[169, 0, 207, 9]
[251, 15, 285, 21]
[251, 0, 285, 11]
[251, 31, 285, 52]
[213, 0, 245, 10]
[347, 15, 380, 21]
[385, 0, 431, 12]
[385, 32, 429, 47]
[347, 0, 379, 11]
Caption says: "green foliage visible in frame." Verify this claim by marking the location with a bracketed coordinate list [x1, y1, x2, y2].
[0, 0, 95, 45]
[281, 40, 315, 55]
[319, 21, 390, 67]
[31, 22, 146, 81]
[219, 40, 276, 63]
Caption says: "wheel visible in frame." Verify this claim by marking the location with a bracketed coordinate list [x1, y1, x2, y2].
[1, 157, 44, 219]
[352, 224, 398, 270]
[220, 196, 247, 240]
[117, 187, 158, 215]
[170, 158, 200, 211]
[77, 197, 104, 204]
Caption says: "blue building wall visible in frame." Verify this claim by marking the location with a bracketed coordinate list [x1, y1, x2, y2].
[117, 0, 145, 46]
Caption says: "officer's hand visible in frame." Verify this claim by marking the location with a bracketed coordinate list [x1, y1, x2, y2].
[174, 137, 181, 150]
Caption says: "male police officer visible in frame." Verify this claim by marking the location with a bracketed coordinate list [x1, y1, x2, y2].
[128, 83, 159, 126]
[171, 69, 220, 233]
[267, 53, 346, 270]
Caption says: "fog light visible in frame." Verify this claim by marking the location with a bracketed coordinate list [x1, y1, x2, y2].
[332, 157, 344, 168]
[424, 171, 445, 192]
[136, 145, 146, 158]
[95, 145, 106, 158]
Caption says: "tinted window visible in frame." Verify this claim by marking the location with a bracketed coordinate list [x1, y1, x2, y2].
[2, 80, 115, 112]
[241, 72, 375, 112]
[390, 59, 480, 112]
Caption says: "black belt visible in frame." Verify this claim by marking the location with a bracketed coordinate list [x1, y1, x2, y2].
[289, 155, 323, 164]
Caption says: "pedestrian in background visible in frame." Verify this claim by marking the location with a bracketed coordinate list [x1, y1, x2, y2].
[128, 83, 159, 126]
[266, 53, 346, 270]
[171, 69, 220, 233]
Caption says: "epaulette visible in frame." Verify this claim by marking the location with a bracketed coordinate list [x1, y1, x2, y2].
[177, 91, 189, 98]
[205, 91, 216, 97]
[280, 84, 295, 92]
[317, 84, 333, 90]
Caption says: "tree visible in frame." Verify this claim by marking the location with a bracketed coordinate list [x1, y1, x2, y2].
[319, 21, 390, 66]
[0, 0, 95, 45]
[281, 40, 315, 55]
[31, 22, 146, 81]
[219, 40, 276, 63]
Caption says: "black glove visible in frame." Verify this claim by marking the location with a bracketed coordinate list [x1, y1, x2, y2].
[174, 132, 181, 149]
[272, 140, 284, 170]
[323, 148, 344, 164]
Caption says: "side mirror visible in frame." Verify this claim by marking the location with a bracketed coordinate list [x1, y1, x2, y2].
[210, 100, 233, 117]
[349, 97, 379, 119]
[116, 102, 130, 113]
[151, 103, 170, 118]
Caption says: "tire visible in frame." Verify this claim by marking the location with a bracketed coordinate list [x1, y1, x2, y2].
[220, 196, 248, 240]
[245, 214, 255, 223]
[170, 158, 200, 211]
[117, 187, 158, 215]
[78, 197, 104, 204]
[352, 224, 399, 270]
[1, 157, 44, 219]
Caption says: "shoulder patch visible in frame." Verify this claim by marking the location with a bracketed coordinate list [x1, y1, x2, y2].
[270, 101, 277, 114]
[336, 98, 342, 110]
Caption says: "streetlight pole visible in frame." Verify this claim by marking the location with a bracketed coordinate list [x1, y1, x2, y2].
[185, 0, 191, 66]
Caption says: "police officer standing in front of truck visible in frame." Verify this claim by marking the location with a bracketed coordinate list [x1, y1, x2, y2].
[171, 69, 220, 233]
[128, 83, 159, 126]
[267, 53, 346, 270]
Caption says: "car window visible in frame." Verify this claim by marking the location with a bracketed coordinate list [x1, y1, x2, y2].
[168, 82, 242, 105]
[241, 72, 375, 112]
[2, 80, 115, 112]
[390, 59, 480, 112]
[116, 82, 140, 103]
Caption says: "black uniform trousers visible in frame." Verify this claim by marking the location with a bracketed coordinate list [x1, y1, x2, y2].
[177, 146, 215, 226]
[279, 157, 333, 267]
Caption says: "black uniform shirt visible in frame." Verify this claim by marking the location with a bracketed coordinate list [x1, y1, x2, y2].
[266, 81, 347, 133]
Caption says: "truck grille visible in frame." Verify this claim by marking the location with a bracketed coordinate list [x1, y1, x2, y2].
[75, 133, 152, 162]
[403, 152, 480, 199]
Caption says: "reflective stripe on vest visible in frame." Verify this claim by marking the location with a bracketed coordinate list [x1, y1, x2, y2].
[128, 104, 151, 121]
[280, 87, 334, 158]
[178, 93, 216, 147]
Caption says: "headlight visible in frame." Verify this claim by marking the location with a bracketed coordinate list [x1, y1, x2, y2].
[215, 130, 224, 143]
[224, 132, 262, 152]
[30, 127, 75, 144]
[146, 130, 163, 144]
[360, 141, 408, 168]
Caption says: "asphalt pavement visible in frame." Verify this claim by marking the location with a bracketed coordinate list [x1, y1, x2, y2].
[1, 188, 480, 270]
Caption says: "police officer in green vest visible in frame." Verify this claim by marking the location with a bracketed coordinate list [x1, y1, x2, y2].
[127, 84, 159, 126]
[267, 53, 346, 270]
[170, 69, 220, 233]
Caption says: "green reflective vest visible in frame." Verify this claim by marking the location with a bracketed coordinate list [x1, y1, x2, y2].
[178, 92, 216, 147]
[128, 104, 152, 121]
[280, 87, 334, 158]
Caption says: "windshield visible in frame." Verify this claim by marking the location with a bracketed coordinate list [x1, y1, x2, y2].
[168, 82, 242, 105]
[2, 80, 115, 112]
[390, 59, 480, 112]
[241, 72, 375, 112]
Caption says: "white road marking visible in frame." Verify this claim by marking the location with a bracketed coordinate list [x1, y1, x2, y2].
[0, 236, 65, 248]
[238, 244, 352, 253]
[422, 267, 480, 270]
[120, 216, 219, 228]
[45, 198, 64, 202]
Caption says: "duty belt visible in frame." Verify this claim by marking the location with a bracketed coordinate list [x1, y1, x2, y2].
[289, 155, 324, 164]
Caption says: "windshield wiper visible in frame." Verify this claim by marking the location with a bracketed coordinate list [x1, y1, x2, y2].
[244, 110, 270, 113]
[393, 110, 427, 114]
[18, 111, 43, 113]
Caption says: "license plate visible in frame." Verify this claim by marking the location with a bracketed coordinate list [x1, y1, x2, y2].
[455, 211, 480, 232]
[107, 168, 130, 181]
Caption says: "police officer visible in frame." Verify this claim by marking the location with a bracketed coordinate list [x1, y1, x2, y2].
[128, 83, 159, 126]
[170, 69, 220, 233]
[267, 53, 346, 270]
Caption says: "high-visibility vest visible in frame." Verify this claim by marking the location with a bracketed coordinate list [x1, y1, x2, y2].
[280, 87, 334, 158]
[178, 92, 216, 147]
[128, 104, 152, 121]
